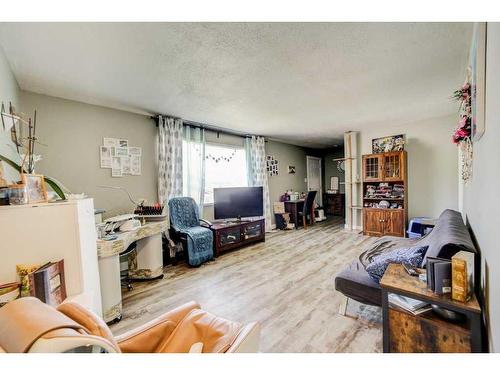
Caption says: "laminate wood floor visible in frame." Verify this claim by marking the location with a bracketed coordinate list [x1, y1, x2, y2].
[110, 217, 382, 352]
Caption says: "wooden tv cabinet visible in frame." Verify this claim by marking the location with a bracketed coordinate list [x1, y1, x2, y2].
[208, 218, 265, 257]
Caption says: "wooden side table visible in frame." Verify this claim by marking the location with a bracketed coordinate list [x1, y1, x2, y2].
[380, 264, 483, 353]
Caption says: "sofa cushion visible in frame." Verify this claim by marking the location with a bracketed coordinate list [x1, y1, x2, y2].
[416, 209, 475, 266]
[365, 245, 428, 282]
[334, 260, 382, 306]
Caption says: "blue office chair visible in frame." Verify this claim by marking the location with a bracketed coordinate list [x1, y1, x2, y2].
[168, 197, 214, 267]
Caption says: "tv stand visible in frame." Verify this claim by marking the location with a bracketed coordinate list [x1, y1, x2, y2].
[209, 218, 265, 257]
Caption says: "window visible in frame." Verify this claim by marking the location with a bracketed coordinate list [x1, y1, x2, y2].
[203, 143, 248, 204]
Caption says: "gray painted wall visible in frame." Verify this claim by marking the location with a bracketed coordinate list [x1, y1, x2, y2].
[463, 23, 500, 352]
[12, 89, 311, 224]
[20, 91, 158, 218]
[266, 140, 309, 224]
[0, 45, 21, 183]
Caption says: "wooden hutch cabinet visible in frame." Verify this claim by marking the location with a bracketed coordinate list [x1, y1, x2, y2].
[362, 151, 407, 237]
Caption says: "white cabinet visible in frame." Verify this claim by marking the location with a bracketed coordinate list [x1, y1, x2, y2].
[0, 199, 102, 316]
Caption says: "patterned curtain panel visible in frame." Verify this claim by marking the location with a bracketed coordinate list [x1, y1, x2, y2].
[245, 136, 272, 232]
[158, 116, 183, 215]
[182, 126, 206, 217]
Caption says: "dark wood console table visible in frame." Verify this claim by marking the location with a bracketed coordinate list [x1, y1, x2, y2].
[323, 192, 345, 217]
[209, 218, 265, 257]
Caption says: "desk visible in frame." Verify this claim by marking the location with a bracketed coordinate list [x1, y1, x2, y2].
[97, 221, 168, 323]
[284, 200, 314, 229]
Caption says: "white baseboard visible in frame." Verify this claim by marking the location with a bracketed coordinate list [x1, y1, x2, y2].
[344, 224, 363, 231]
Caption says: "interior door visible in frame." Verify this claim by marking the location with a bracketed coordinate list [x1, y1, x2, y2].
[306, 156, 322, 206]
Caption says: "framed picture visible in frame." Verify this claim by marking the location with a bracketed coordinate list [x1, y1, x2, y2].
[288, 165, 296, 174]
[470, 22, 487, 141]
[21, 174, 48, 203]
[372, 134, 405, 153]
[330, 176, 339, 191]
[266, 155, 279, 176]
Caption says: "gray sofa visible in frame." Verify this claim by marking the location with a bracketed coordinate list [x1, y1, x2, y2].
[334, 209, 476, 307]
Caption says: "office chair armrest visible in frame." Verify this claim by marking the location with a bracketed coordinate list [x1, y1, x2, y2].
[116, 301, 200, 353]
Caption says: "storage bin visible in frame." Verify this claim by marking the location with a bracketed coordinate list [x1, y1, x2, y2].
[407, 217, 436, 238]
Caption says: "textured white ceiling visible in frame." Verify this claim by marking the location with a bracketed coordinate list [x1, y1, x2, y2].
[0, 23, 472, 147]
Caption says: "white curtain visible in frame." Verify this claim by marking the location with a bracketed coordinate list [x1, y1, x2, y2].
[245, 136, 272, 232]
[158, 116, 183, 208]
[182, 126, 206, 217]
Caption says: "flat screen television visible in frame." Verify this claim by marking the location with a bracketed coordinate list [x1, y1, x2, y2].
[214, 186, 263, 220]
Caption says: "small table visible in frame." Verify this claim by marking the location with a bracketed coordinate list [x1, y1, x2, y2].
[97, 221, 168, 323]
[380, 263, 483, 353]
[284, 199, 314, 229]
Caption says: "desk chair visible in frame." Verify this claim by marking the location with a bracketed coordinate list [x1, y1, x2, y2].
[0, 297, 260, 353]
[298, 191, 317, 229]
[168, 197, 214, 267]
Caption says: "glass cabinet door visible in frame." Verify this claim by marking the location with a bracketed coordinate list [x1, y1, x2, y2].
[363, 155, 382, 181]
[219, 228, 241, 246]
[383, 152, 403, 181]
[243, 223, 262, 240]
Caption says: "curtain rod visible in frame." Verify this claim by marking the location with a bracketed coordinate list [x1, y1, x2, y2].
[150, 114, 263, 140]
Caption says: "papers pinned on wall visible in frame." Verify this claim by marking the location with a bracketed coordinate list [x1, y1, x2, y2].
[100, 137, 142, 177]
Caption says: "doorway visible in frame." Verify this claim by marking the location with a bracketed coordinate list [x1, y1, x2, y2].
[306, 155, 322, 206]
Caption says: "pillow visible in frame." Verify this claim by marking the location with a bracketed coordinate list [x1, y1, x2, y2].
[365, 246, 428, 283]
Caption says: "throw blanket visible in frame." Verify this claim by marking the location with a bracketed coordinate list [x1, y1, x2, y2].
[359, 236, 417, 268]
[169, 197, 214, 267]
[183, 227, 213, 267]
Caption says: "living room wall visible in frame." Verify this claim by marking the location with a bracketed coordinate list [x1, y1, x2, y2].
[462, 23, 500, 352]
[322, 146, 345, 193]
[18, 89, 312, 225]
[0, 45, 22, 183]
[359, 114, 459, 219]
[20, 91, 158, 218]
[266, 139, 308, 203]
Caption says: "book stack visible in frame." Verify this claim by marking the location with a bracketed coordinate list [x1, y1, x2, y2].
[452, 251, 475, 302]
[28, 259, 67, 307]
[426, 257, 452, 295]
[388, 293, 431, 315]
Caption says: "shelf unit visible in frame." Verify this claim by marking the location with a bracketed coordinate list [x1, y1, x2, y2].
[343, 131, 362, 232]
[362, 150, 407, 237]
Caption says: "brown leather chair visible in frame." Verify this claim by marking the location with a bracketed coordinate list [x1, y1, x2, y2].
[0, 297, 260, 353]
